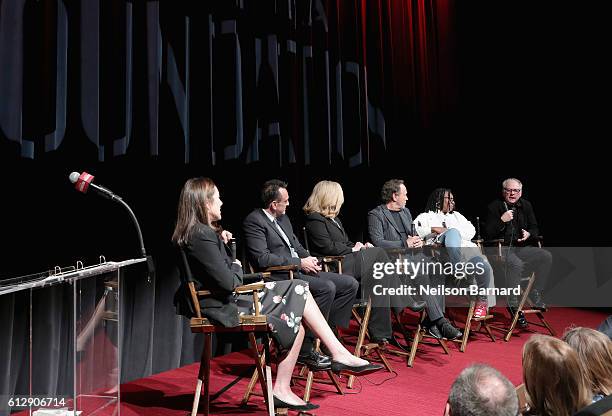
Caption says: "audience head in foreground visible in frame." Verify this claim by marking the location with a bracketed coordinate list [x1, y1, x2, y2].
[563, 327, 612, 401]
[445, 363, 518, 416]
[522, 334, 592, 416]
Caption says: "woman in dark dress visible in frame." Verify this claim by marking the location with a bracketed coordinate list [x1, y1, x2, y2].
[303, 180, 426, 348]
[172, 178, 381, 411]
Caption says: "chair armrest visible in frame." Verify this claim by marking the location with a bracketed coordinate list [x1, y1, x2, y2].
[235, 282, 265, 293]
[234, 282, 267, 316]
[483, 238, 505, 246]
[471, 239, 484, 245]
[196, 289, 212, 296]
[262, 265, 299, 272]
[321, 255, 345, 262]
[242, 272, 271, 284]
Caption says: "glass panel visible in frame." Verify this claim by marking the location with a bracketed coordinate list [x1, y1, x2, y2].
[74, 269, 120, 415]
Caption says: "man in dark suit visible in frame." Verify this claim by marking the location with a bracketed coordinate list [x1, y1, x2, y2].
[484, 177, 552, 328]
[368, 179, 462, 340]
[243, 179, 359, 370]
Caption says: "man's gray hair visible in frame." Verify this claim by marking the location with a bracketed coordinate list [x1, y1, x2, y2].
[502, 178, 522, 189]
[448, 363, 518, 416]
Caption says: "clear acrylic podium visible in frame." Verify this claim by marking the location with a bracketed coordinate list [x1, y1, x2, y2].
[0, 258, 146, 416]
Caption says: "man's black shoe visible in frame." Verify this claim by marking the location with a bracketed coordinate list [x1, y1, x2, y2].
[438, 319, 463, 340]
[426, 324, 443, 339]
[508, 307, 529, 328]
[530, 289, 547, 310]
[371, 335, 411, 353]
[297, 350, 332, 371]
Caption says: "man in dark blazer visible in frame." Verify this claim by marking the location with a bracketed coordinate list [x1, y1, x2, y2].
[484, 177, 552, 327]
[243, 179, 359, 370]
[368, 179, 462, 340]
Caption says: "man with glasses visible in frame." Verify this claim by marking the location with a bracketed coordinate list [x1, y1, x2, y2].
[484, 178, 552, 328]
[244, 179, 359, 370]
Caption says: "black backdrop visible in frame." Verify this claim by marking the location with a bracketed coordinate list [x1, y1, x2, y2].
[0, 0, 608, 399]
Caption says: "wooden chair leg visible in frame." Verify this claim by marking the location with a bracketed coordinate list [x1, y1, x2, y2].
[482, 320, 496, 342]
[303, 370, 315, 402]
[249, 333, 274, 415]
[437, 337, 451, 355]
[262, 336, 275, 416]
[407, 328, 421, 368]
[459, 301, 476, 352]
[348, 300, 371, 389]
[373, 348, 393, 371]
[394, 309, 424, 367]
[504, 273, 535, 342]
[192, 332, 212, 416]
[536, 311, 556, 336]
[242, 368, 259, 405]
[301, 339, 343, 399]
[326, 369, 344, 395]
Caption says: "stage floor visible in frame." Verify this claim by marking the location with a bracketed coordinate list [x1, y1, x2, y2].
[116, 307, 606, 416]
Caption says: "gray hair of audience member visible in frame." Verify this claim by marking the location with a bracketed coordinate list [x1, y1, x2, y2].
[445, 363, 519, 416]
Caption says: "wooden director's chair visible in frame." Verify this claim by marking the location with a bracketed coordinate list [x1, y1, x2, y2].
[301, 226, 405, 387]
[483, 234, 555, 342]
[242, 262, 343, 405]
[177, 246, 278, 416]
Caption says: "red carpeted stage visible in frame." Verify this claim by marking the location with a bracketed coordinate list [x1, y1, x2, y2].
[117, 307, 606, 415]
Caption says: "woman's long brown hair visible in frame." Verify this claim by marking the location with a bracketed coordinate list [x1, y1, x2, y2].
[171, 177, 217, 246]
[523, 335, 592, 416]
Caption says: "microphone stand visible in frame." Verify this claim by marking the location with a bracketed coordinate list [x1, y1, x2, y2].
[108, 196, 155, 282]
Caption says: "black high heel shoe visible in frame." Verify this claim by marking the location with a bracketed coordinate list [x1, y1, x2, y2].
[273, 396, 319, 411]
[330, 360, 383, 376]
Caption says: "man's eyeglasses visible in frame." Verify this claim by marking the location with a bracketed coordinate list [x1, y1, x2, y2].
[503, 188, 522, 194]
[444, 197, 455, 202]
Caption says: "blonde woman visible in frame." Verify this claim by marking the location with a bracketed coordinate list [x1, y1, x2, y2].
[522, 334, 592, 416]
[563, 327, 612, 403]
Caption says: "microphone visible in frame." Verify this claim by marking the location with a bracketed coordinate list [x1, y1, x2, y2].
[230, 238, 237, 261]
[68, 170, 154, 281]
[69, 171, 121, 201]
[503, 201, 516, 218]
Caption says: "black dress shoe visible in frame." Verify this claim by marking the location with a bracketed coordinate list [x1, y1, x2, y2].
[387, 335, 411, 352]
[330, 360, 383, 376]
[370, 336, 391, 347]
[297, 350, 332, 371]
[438, 320, 463, 340]
[371, 335, 410, 353]
[273, 396, 319, 411]
[426, 324, 443, 339]
[530, 289, 547, 310]
[508, 307, 529, 328]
